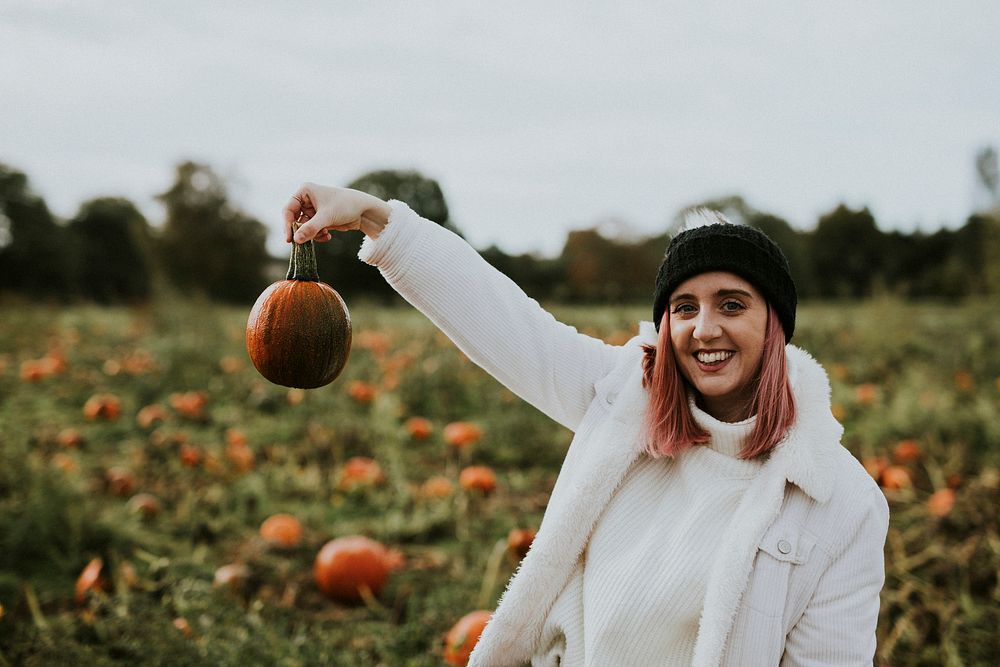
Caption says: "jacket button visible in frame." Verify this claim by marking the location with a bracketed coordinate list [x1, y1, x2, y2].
[777, 539, 792, 555]
[605, 392, 616, 405]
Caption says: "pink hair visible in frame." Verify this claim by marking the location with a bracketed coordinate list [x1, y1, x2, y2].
[641, 303, 795, 460]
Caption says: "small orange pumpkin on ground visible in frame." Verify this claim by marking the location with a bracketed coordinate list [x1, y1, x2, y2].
[168, 391, 208, 420]
[337, 457, 384, 490]
[927, 488, 956, 517]
[173, 617, 193, 638]
[56, 428, 83, 448]
[854, 383, 877, 405]
[260, 513, 303, 548]
[313, 536, 404, 603]
[507, 528, 536, 559]
[880, 465, 912, 490]
[444, 610, 493, 666]
[225, 441, 255, 473]
[83, 394, 122, 421]
[444, 422, 483, 449]
[404, 416, 433, 440]
[179, 443, 202, 468]
[420, 476, 454, 499]
[347, 380, 377, 404]
[892, 439, 921, 464]
[136, 404, 168, 429]
[459, 466, 497, 495]
[246, 227, 351, 389]
[862, 455, 889, 481]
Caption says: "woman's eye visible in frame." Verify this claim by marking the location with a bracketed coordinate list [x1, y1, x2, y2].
[671, 303, 695, 314]
[722, 301, 746, 312]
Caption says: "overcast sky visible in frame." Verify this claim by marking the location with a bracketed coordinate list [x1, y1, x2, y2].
[2, 1, 998, 257]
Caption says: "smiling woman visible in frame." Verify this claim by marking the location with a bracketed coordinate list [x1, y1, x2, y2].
[284, 185, 889, 666]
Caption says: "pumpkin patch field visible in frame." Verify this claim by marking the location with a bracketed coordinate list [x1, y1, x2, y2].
[0, 298, 998, 665]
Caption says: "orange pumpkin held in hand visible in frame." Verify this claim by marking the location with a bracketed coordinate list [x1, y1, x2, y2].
[444, 610, 492, 666]
[246, 221, 351, 389]
[313, 536, 404, 603]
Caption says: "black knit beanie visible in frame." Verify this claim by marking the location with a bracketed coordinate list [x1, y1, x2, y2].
[652, 214, 797, 342]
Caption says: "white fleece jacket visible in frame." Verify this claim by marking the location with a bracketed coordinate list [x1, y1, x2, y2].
[359, 201, 889, 666]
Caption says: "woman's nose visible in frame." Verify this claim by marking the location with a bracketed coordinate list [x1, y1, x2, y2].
[693, 312, 722, 341]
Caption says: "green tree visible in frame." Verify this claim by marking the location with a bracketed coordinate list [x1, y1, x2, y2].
[0, 163, 74, 298]
[560, 227, 661, 302]
[67, 197, 154, 303]
[811, 204, 886, 298]
[479, 246, 566, 302]
[156, 162, 269, 303]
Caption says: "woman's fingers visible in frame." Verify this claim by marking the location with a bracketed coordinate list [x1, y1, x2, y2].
[285, 185, 327, 238]
[293, 210, 333, 243]
[283, 189, 314, 242]
[284, 183, 364, 243]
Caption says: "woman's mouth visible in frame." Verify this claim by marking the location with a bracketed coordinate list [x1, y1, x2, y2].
[694, 350, 734, 371]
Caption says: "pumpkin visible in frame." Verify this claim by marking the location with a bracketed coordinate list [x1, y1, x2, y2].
[136, 404, 168, 429]
[246, 224, 351, 389]
[419, 475, 454, 499]
[173, 617, 193, 638]
[443, 610, 492, 666]
[892, 439, 921, 463]
[56, 428, 83, 448]
[404, 416, 433, 440]
[313, 536, 404, 603]
[507, 528, 536, 559]
[459, 465, 497, 495]
[260, 513, 303, 548]
[880, 465, 912, 490]
[83, 393, 122, 421]
[337, 456, 384, 490]
[927, 488, 955, 517]
[443, 422, 483, 449]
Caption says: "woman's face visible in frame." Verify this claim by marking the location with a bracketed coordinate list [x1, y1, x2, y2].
[667, 271, 768, 422]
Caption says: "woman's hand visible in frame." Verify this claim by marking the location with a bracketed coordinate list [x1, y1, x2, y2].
[283, 183, 391, 243]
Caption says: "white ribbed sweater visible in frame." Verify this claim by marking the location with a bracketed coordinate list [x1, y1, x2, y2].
[534, 405, 765, 666]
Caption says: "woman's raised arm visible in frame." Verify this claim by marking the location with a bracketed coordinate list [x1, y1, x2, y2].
[286, 183, 622, 431]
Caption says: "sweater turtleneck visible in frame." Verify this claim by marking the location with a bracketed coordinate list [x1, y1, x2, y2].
[533, 397, 767, 666]
[687, 394, 761, 465]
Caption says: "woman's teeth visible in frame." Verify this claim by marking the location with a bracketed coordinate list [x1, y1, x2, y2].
[696, 351, 735, 364]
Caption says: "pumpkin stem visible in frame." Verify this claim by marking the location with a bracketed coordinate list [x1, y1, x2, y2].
[287, 221, 320, 282]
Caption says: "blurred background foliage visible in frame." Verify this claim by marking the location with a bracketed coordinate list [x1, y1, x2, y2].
[2, 147, 999, 307]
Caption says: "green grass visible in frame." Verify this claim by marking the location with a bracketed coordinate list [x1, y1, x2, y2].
[0, 297, 998, 666]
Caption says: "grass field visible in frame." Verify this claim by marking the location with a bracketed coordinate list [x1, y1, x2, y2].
[0, 298, 998, 666]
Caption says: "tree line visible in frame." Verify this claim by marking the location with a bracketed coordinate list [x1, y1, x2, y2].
[1, 157, 998, 306]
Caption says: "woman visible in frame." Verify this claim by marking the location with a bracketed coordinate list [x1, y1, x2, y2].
[285, 184, 889, 666]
